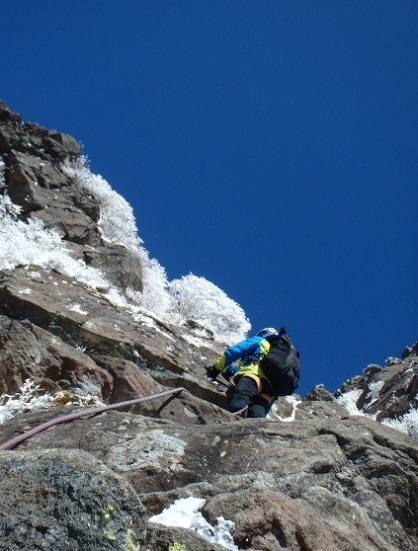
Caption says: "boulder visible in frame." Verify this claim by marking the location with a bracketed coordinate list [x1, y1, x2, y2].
[0, 448, 145, 551]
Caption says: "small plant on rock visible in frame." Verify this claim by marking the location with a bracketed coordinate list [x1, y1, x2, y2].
[168, 544, 186, 551]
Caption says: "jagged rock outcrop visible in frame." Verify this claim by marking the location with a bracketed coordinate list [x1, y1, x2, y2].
[335, 346, 418, 422]
[1, 101, 418, 551]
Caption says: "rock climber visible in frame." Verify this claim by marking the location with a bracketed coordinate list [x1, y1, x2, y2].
[206, 327, 282, 418]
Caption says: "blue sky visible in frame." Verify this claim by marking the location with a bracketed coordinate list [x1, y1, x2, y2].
[2, 1, 417, 396]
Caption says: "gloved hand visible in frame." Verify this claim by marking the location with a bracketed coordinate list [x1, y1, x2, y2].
[206, 365, 219, 380]
[222, 365, 238, 381]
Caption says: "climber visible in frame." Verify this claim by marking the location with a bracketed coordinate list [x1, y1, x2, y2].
[206, 327, 300, 418]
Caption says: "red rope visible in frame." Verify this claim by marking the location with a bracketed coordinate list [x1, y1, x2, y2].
[0, 387, 187, 451]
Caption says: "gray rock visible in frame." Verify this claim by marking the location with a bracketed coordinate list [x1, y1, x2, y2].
[3, 404, 418, 550]
[0, 449, 145, 551]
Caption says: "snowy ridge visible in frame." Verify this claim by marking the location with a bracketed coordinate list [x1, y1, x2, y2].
[336, 358, 418, 440]
[0, 158, 250, 344]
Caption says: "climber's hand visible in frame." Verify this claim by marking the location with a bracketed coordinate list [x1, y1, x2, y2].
[222, 365, 237, 382]
[206, 365, 219, 380]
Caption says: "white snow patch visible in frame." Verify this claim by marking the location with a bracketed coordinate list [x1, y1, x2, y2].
[0, 380, 52, 424]
[270, 395, 302, 422]
[68, 302, 88, 315]
[0, 379, 103, 425]
[17, 287, 31, 295]
[170, 274, 251, 343]
[382, 408, 418, 440]
[336, 389, 363, 416]
[181, 333, 209, 348]
[367, 381, 384, 405]
[63, 156, 141, 252]
[149, 497, 238, 550]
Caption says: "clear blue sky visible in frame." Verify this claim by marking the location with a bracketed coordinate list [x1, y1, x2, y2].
[2, 1, 417, 396]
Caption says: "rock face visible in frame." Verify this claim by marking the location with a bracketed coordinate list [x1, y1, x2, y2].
[1, 101, 418, 551]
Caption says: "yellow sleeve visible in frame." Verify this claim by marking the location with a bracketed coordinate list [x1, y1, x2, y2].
[214, 355, 226, 372]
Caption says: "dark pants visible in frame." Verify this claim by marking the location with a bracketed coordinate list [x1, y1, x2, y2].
[229, 376, 272, 418]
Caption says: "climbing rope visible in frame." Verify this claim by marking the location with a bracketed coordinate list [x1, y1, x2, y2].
[232, 405, 249, 416]
[207, 377, 249, 417]
[0, 382, 251, 451]
[0, 387, 187, 451]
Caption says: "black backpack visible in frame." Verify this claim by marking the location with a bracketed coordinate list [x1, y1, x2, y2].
[259, 328, 300, 396]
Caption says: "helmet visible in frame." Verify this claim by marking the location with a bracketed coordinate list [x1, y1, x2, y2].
[257, 327, 279, 338]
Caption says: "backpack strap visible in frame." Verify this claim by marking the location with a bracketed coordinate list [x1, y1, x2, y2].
[258, 392, 275, 405]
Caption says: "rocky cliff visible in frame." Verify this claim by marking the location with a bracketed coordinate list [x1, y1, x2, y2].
[0, 101, 417, 551]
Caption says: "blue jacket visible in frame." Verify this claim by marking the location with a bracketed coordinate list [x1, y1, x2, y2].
[214, 335, 272, 382]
